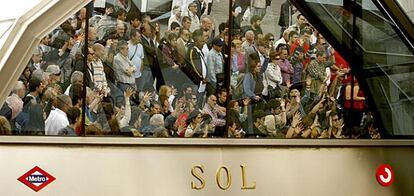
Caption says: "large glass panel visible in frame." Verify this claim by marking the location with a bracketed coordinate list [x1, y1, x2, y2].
[297, 0, 414, 136]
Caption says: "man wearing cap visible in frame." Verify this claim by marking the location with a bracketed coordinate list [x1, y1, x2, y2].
[206, 38, 225, 94]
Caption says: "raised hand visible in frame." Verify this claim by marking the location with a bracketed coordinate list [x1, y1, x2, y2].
[124, 87, 135, 99]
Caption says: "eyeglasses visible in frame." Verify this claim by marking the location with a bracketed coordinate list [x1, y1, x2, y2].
[269, 38, 275, 41]
[332, 118, 339, 121]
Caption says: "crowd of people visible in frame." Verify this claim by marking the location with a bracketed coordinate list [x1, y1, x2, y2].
[0, 0, 381, 139]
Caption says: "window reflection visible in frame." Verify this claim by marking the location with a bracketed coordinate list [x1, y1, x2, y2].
[6, 0, 414, 139]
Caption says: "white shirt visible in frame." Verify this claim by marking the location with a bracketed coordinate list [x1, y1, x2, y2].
[45, 108, 69, 135]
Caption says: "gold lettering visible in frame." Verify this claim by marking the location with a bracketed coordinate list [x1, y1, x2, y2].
[216, 165, 232, 190]
[240, 164, 256, 189]
[191, 165, 206, 190]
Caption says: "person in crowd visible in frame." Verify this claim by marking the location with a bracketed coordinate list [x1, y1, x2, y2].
[262, 50, 283, 98]
[176, 28, 192, 62]
[58, 106, 80, 136]
[290, 46, 305, 85]
[288, 14, 307, 34]
[168, 5, 183, 30]
[200, 17, 215, 42]
[141, 22, 164, 91]
[202, 94, 226, 136]
[252, 0, 269, 20]
[184, 110, 208, 137]
[242, 30, 255, 53]
[264, 33, 275, 49]
[185, 2, 201, 33]
[343, 76, 365, 135]
[252, 109, 267, 137]
[126, 12, 141, 35]
[127, 29, 145, 92]
[0, 116, 12, 135]
[245, 39, 269, 74]
[181, 16, 192, 32]
[231, 0, 243, 31]
[242, 15, 263, 37]
[206, 38, 225, 93]
[264, 99, 287, 137]
[169, 22, 181, 36]
[231, 39, 246, 74]
[278, 46, 294, 86]
[307, 51, 328, 96]
[243, 54, 263, 101]
[45, 94, 72, 135]
[185, 29, 209, 108]
[6, 81, 25, 121]
[92, 43, 111, 96]
[275, 29, 290, 50]
[113, 40, 136, 92]
[45, 64, 61, 86]
[28, 47, 44, 72]
[161, 33, 182, 87]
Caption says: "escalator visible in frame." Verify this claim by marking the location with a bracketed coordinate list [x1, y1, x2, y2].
[291, 0, 414, 136]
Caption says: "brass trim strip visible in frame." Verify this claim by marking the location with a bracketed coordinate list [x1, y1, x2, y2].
[0, 136, 413, 146]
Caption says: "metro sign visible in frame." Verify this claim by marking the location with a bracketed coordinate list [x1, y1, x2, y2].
[18, 166, 56, 192]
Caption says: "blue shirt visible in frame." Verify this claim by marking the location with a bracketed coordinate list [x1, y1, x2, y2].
[128, 42, 144, 78]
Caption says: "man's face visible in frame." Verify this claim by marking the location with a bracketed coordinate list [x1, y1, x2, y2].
[183, 19, 192, 30]
[181, 29, 191, 41]
[172, 27, 180, 35]
[119, 45, 129, 57]
[202, 20, 212, 31]
[258, 45, 269, 55]
[208, 95, 217, 107]
[195, 37, 206, 49]
[116, 24, 125, 37]
[213, 45, 223, 52]
[32, 53, 42, 63]
[131, 18, 141, 28]
[118, 13, 127, 21]
[317, 54, 327, 63]
[151, 104, 161, 114]
[254, 20, 261, 28]
[142, 24, 152, 37]
[291, 34, 299, 43]
[301, 33, 311, 43]
[189, 4, 198, 13]
[298, 15, 306, 26]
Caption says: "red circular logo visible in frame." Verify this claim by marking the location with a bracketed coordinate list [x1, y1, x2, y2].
[376, 164, 394, 187]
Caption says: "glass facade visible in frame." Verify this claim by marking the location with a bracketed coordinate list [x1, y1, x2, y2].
[0, 0, 412, 139]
